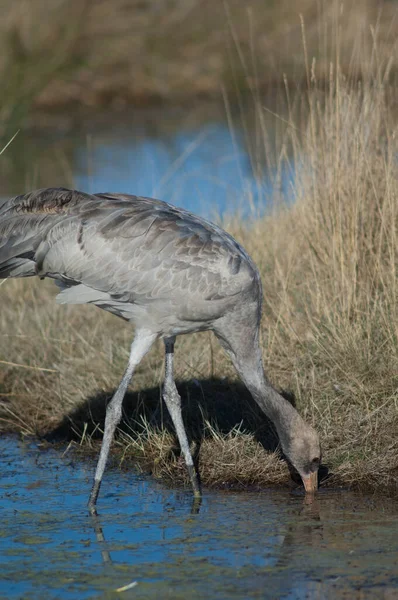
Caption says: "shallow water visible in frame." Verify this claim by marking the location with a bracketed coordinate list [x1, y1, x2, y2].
[2, 436, 398, 599]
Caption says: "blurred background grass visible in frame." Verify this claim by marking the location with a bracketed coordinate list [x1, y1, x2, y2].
[0, 0, 397, 136]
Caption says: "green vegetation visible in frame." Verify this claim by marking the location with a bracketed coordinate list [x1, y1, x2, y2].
[0, 1, 397, 494]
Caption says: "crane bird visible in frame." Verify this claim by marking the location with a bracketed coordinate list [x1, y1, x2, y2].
[0, 188, 320, 510]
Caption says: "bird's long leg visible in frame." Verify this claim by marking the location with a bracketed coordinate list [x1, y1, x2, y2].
[163, 337, 201, 498]
[88, 329, 157, 513]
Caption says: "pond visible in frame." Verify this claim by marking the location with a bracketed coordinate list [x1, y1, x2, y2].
[2, 436, 398, 599]
[0, 101, 290, 219]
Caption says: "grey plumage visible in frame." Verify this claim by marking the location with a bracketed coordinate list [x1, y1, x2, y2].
[0, 187, 321, 510]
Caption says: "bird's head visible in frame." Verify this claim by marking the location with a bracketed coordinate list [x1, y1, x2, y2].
[278, 418, 321, 493]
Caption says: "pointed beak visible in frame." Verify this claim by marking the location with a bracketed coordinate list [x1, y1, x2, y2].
[301, 470, 318, 494]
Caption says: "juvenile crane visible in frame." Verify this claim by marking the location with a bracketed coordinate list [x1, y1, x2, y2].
[0, 188, 320, 510]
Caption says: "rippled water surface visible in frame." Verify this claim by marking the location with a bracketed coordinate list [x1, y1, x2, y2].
[2, 436, 398, 599]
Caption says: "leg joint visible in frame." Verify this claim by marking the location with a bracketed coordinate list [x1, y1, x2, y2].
[106, 398, 123, 424]
[163, 381, 181, 406]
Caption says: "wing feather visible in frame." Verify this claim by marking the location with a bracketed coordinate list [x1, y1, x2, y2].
[0, 188, 258, 325]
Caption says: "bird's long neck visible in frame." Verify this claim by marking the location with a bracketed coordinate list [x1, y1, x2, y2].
[223, 339, 302, 446]
[243, 354, 297, 421]
[214, 311, 305, 449]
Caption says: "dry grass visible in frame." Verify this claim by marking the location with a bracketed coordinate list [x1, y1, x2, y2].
[1, 20, 398, 493]
[242, 52, 398, 492]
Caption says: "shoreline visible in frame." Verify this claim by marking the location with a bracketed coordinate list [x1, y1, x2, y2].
[2, 430, 396, 498]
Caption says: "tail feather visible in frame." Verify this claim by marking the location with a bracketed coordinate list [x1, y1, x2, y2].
[0, 187, 78, 281]
[0, 234, 39, 279]
[0, 257, 36, 279]
[56, 282, 111, 304]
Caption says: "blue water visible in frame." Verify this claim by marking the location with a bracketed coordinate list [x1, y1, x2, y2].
[2, 436, 398, 599]
[1, 105, 291, 218]
[74, 122, 279, 218]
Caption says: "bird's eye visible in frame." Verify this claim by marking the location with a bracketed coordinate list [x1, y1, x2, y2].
[311, 457, 320, 468]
